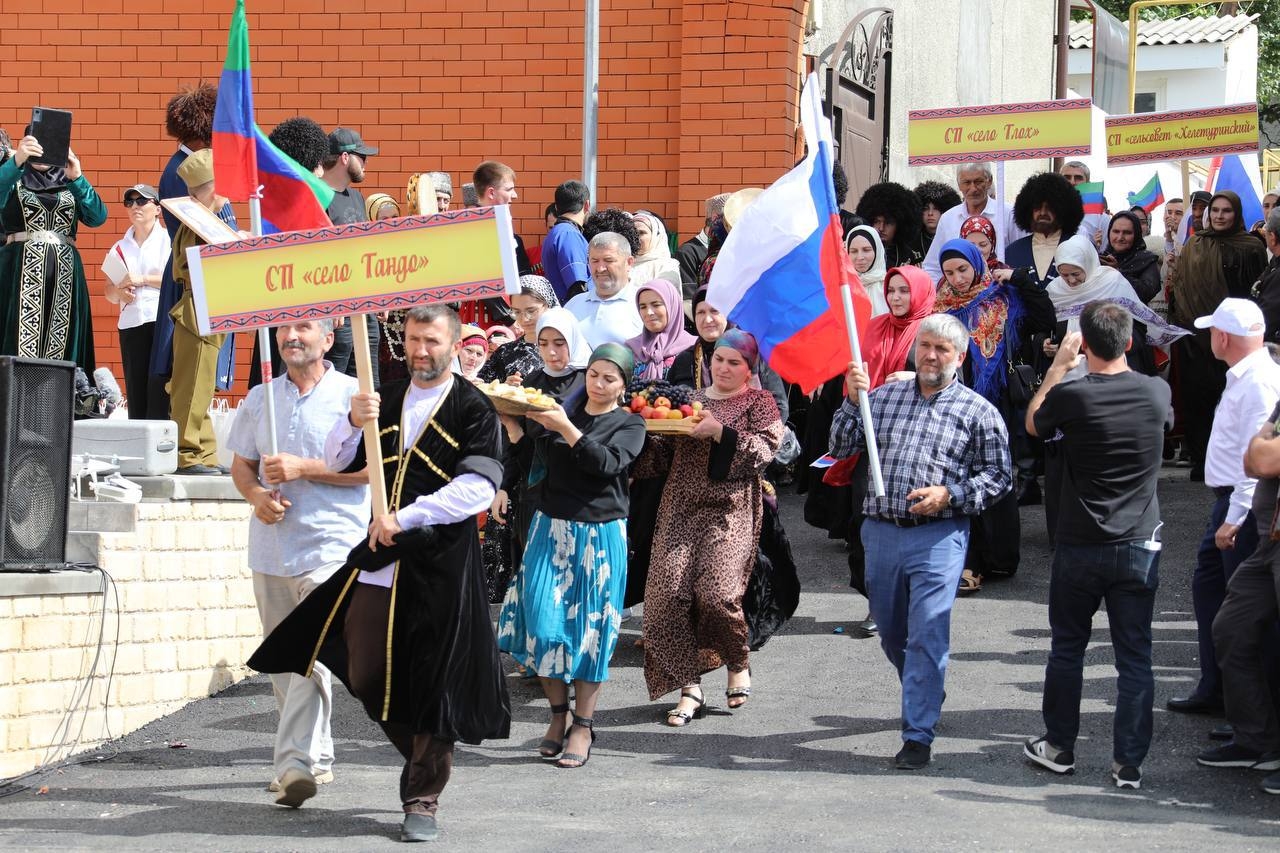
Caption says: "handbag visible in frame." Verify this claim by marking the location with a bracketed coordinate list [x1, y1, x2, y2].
[1007, 362, 1040, 407]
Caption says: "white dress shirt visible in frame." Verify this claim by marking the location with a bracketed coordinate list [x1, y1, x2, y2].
[112, 224, 171, 329]
[565, 283, 643, 348]
[324, 376, 496, 587]
[1206, 346, 1280, 525]
[922, 199, 1025, 282]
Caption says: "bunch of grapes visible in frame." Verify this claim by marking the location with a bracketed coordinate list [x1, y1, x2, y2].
[627, 379, 695, 407]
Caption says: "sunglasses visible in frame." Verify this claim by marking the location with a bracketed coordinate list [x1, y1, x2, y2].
[122, 197, 155, 208]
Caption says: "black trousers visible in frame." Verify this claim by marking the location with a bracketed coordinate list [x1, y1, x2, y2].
[1214, 537, 1280, 754]
[344, 583, 453, 810]
[118, 322, 167, 420]
[328, 316, 381, 387]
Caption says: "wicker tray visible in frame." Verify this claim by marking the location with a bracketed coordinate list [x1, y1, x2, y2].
[644, 417, 699, 434]
[479, 386, 557, 416]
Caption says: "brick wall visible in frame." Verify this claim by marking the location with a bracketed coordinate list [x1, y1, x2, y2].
[0, 501, 257, 780]
[0, 0, 805, 392]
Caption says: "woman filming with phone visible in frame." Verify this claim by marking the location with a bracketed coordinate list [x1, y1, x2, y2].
[0, 126, 108, 372]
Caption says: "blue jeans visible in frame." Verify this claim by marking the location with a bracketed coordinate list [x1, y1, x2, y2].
[862, 516, 969, 746]
[1193, 491, 1258, 699]
[1043, 541, 1159, 767]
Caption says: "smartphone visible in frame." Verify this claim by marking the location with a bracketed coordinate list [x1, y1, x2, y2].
[30, 107, 73, 167]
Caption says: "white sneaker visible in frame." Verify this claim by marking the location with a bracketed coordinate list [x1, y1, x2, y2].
[1023, 736, 1075, 775]
[268, 769, 333, 791]
[273, 767, 317, 808]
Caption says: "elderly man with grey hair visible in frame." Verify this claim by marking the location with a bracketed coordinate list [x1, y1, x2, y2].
[830, 312, 1012, 770]
[226, 317, 370, 808]
[922, 161, 1025, 281]
[564, 231, 644, 347]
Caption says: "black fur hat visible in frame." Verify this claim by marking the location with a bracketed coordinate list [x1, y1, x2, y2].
[914, 180, 962, 214]
[1013, 172, 1085, 236]
[269, 117, 329, 173]
[583, 208, 641, 256]
[854, 181, 922, 248]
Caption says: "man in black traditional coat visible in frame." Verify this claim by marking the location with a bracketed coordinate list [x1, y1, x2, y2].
[249, 304, 510, 843]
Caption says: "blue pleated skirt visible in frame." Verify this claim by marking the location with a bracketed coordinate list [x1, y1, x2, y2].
[497, 511, 628, 683]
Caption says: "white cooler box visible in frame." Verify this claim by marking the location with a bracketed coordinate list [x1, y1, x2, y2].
[73, 419, 179, 476]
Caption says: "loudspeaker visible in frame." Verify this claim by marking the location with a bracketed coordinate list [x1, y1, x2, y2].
[0, 356, 74, 571]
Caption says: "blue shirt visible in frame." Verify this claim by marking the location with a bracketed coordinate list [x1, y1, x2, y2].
[226, 363, 369, 576]
[540, 220, 589, 302]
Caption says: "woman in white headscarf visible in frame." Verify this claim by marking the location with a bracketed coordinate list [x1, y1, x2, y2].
[631, 210, 682, 291]
[1043, 234, 1189, 376]
[846, 224, 890, 316]
[486, 308, 594, 601]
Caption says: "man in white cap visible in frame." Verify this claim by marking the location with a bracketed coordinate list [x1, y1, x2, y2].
[1170, 298, 1280, 717]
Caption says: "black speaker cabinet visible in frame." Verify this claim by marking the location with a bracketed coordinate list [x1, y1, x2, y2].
[0, 356, 74, 571]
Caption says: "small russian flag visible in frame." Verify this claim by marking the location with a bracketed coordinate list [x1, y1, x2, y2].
[1127, 173, 1164, 213]
[1076, 181, 1106, 216]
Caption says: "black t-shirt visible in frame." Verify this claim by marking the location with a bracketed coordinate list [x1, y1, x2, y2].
[1034, 371, 1171, 545]
[326, 187, 366, 225]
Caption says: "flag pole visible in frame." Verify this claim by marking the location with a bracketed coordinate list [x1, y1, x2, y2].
[838, 281, 886, 498]
[248, 194, 279, 458]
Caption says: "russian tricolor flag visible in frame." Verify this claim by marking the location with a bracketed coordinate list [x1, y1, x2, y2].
[707, 73, 871, 393]
[212, 0, 333, 233]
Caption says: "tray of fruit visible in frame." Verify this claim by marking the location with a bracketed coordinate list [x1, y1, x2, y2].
[478, 380, 558, 415]
[626, 380, 704, 433]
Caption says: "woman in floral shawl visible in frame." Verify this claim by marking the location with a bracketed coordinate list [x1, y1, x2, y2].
[934, 238, 1054, 593]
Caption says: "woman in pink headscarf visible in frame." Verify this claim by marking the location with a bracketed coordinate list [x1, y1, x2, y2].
[625, 278, 696, 381]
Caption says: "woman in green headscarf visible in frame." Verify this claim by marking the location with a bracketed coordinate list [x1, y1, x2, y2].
[1168, 190, 1269, 478]
[496, 342, 646, 769]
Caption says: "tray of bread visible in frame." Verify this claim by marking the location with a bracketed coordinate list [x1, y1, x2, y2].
[627, 380, 705, 433]
[479, 380, 558, 415]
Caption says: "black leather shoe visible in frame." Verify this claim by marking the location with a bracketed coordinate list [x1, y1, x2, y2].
[894, 739, 931, 770]
[401, 812, 438, 842]
[1166, 694, 1223, 714]
[174, 464, 221, 475]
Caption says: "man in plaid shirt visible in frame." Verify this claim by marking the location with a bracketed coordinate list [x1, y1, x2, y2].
[830, 313, 1012, 770]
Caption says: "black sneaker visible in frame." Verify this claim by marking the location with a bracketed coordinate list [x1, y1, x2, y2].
[1197, 742, 1267, 768]
[401, 812, 439, 842]
[894, 739, 931, 770]
[1208, 723, 1234, 741]
[1262, 770, 1280, 795]
[1112, 764, 1142, 789]
[1023, 736, 1075, 774]
[1254, 752, 1280, 772]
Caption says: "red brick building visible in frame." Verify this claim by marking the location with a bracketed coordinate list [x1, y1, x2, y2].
[0, 0, 807, 386]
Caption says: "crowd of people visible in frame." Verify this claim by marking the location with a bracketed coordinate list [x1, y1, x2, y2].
[5, 84, 1280, 840]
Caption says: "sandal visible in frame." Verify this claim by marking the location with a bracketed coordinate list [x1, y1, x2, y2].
[555, 713, 596, 768]
[726, 668, 752, 709]
[666, 688, 706, 727]
[538, 703, 570, 758]
[958, 569, 982, 596]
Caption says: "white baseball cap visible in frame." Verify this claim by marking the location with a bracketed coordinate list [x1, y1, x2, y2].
[1193, 298, 1265, 337]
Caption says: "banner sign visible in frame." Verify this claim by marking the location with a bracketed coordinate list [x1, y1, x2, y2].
[1104, 103, 1260, 166]
[187, 206, 519, 335]
[907, 98, 1092, 165]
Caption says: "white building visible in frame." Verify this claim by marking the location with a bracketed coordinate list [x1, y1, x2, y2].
[1068, 13, 1259, 114]
[805, 0, 1058, 200]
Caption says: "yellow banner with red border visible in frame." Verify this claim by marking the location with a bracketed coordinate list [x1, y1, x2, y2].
[907, 98, 1092, 165]
[1104, 103, 1260, 166]
[186, 206, 519, 335]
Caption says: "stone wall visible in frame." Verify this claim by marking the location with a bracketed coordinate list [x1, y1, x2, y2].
[0, 500, 256, 780]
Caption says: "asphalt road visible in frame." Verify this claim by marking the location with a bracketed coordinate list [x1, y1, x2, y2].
[2, 471, 1279, 851]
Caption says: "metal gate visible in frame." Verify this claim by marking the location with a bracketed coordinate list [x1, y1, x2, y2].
[822, 7, 893, 203]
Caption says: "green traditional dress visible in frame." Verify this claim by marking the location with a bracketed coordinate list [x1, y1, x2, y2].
[0, 157, 107, 372]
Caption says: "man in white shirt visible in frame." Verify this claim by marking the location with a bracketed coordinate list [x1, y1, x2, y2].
[565, 231, 643, 348]
[921, 162, 1023, 282]
[226, 318, 370, 809]
[249, 303, 510, 843]
[1168, 298, 1280, 715]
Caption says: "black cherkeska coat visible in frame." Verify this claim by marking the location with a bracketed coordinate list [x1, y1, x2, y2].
[248, 377, 511, 745]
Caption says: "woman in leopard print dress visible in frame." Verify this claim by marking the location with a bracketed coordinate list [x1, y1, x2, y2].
[640, 330, 782, 725]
